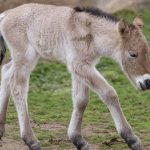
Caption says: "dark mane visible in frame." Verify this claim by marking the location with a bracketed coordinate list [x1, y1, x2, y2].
[74, 7, 119, 23]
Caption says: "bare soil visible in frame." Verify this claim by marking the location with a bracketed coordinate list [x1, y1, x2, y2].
[0, 123, 149, 150]
[0, 138, 28, 150]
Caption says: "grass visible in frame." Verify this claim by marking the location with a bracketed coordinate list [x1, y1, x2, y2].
[3, 9, 150, 150]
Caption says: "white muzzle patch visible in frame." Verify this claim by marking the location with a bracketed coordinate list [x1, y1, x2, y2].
[135, 74, 150, 90]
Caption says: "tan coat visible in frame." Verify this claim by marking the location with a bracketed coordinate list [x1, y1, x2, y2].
[0, 4, 149, 150]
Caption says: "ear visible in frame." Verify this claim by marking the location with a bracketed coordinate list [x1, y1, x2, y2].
[133, 16, 143, 29]
[118, 19, 130, 37]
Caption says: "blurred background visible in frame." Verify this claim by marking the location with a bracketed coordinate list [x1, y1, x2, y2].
[0, 0, 150, 13]
[0, 0, 150, 150]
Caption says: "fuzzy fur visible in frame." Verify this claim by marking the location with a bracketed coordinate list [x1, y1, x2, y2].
[0, 3, 149, 150]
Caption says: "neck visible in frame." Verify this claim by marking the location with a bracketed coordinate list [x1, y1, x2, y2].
[90, 16, 121, 59]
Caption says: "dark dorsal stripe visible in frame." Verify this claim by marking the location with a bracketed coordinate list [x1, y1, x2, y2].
[74, 7, 119, 23]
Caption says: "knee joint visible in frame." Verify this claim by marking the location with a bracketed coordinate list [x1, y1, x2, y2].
[102, 88, 118, 105]
[73, 94, 88, 111]
[74, 100, 88, 112]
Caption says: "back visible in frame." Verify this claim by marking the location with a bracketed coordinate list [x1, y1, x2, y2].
[25, 4, 73, 62]
[1, 3, 74, 63]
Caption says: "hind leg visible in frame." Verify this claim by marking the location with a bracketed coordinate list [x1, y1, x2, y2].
[10, 66, 40, 150]
[0, 62, 12, 139]
[9, 47, 41, 150]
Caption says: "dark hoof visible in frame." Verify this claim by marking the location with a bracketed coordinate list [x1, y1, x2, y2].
[121, 129, 143, 150]
[30, 143, 42, 150]
[80, 143, 89, 150]
[72, 135, 89, 150]
[23, 138, 42, 150]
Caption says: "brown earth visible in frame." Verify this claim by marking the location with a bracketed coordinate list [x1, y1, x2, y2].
[0, 0, 150, 13]
[0, 123, 149, 150]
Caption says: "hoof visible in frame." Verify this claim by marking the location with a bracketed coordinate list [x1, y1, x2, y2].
[23, 138, 42, 150]
[72, 135, 89, 150]
[130, 137, 143, 150]
[30, 143, 42, 150]
[79, 143, 90, 150]
[121, 129, 143, 150]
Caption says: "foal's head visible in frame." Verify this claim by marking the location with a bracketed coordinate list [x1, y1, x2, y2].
[118, 17, 150, 90]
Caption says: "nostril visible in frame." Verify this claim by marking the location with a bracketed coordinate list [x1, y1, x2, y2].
[139, 82, 146, 90]
[144, 79, 150, 88]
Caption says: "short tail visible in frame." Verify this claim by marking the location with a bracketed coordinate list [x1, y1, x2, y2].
[0, 33, 6, 65]
[0, 12, 7, 65]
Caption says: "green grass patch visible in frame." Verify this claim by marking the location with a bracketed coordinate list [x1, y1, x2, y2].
[3, 9, 150, 150]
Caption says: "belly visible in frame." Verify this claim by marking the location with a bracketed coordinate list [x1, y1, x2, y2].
[35, 37, 68, 63]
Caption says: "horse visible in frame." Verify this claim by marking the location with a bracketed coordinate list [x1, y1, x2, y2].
[0, 3, 149, 150]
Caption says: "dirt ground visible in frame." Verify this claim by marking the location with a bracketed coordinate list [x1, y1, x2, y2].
[0, 123, 119, 150]
[0, 124, 98, 150]
[0, 138, 102, 150]
[0, 138, 28, 150]
[0, 123, 147, 150]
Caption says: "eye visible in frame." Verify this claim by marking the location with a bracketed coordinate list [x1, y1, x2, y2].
[128, 50, 138, 58]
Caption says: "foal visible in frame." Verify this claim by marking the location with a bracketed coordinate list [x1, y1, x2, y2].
[0, 4, 150, 150]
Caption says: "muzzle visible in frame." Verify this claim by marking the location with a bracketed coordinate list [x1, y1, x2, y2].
[136, 74, 150, 90]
